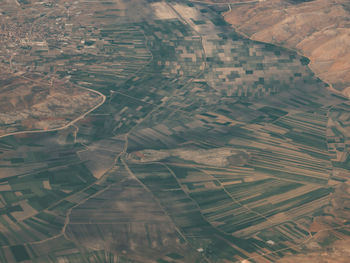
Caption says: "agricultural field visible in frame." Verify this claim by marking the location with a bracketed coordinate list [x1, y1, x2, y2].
[0, 0, 349, 262]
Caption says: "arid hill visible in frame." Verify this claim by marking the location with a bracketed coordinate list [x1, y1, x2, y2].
[0, 1, 104, 137]
[278, 238, 350, 263]
[224, 0, 350, 94]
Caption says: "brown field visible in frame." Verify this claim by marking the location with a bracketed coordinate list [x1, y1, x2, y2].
[224, 0, 350, 92]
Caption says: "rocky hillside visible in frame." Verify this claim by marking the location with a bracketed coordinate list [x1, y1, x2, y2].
[224, 0, 350, 94]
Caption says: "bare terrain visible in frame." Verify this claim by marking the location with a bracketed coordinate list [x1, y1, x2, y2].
[222, 0, 350, 261]
[0, 74, 102, 136]
[224, 0, 350, 93]
[278, 239, 350, 263]
[0, 0, 349, 262]
[0, 0, 104, 137]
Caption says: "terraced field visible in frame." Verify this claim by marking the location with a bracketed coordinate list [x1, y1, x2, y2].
[0, 0, 349, 262]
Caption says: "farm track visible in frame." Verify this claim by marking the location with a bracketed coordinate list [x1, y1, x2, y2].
[0, 79, 106, 140]
[215, 2, 350, 261]
[0, 1, 348, 262]
[188, 0, 259, 5]
[0, 2, 106, 140]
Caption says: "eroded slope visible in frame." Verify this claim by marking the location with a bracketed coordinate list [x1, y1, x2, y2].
[224, 0, 350, 92]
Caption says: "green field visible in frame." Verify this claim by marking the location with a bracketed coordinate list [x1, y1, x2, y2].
[0, 0, 349, 262]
